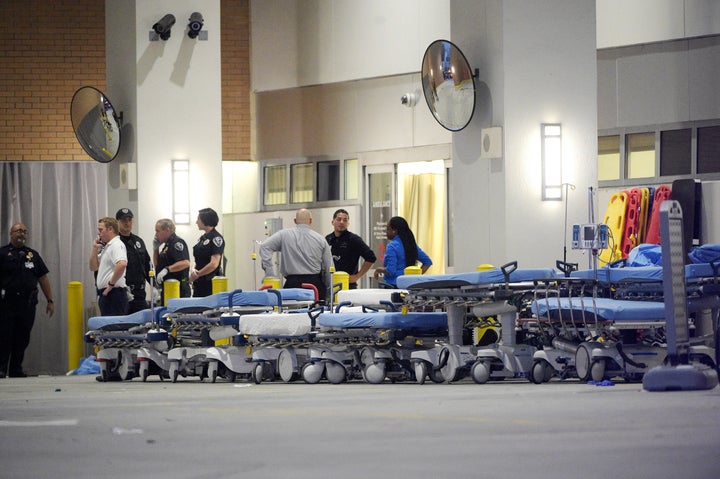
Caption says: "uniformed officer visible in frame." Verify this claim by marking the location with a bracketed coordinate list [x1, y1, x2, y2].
[116, 208, 152, 313]
[0, 223, 55, 378]
[325, 208, 377, 289]
[153, 218, 191, 302]
[189, 208, 225, 297]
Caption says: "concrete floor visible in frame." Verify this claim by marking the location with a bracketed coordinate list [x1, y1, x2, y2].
[1, 375, 719, 479]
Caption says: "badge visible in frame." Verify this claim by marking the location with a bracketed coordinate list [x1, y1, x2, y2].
[135, 240, 142, 250]
[26, 251, 34, 260]
[25, 261, 35, 269]
[203, 239, 210, 246]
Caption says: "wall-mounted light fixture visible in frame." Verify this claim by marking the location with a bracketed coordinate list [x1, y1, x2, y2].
[150, 14, 176, 41]
[187, 12, 205, 39]
[172, 159, 190, 224]
[541, 123, 562, 201]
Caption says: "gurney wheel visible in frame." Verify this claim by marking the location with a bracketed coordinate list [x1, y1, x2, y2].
[575, 344, 592, 382]
[471, 361, 490, 384]
[252, 362, 265, 384]
[590, 360, 606, 382]
[428, 367, 445, 384]
[302, 362, 324, 384]
[140, 362, 149, 382]
[414, 361, 428, 385]
[325, 361, 346, 384]
[364, 362, 386, 384]
[278, 349, 298, 382]
[117, 351, 135, 381]
[530, 360, 550, 384]
[169, 363, 179, 383]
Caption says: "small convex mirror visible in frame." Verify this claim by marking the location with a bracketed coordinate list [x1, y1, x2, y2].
[70, 86, 122, 163]
[421, 40, 476, 132]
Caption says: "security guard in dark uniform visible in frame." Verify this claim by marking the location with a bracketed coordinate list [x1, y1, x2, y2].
[190, 208, 225, 297]
[0, 223, 55, 378]
[116, 208, 152, 313]
[325, 209, 377, 289]
[153, 218, 191, 303]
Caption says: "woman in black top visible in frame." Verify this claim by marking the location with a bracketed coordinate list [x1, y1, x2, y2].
[190, 208, 225, 297]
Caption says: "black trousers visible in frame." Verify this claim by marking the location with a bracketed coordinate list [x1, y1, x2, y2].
[0, 296, 37, 375]
[98, 287, 129, 316]
[284, 274, 326, 301]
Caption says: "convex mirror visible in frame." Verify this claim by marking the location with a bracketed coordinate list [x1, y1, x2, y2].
[70, 86, 122, 163]
[421, 40, 476, 131]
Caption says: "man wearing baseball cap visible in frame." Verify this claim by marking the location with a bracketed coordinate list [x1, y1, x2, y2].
[116, 208, 152, 313]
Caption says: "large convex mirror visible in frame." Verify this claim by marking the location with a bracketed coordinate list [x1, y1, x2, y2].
[421, 40, 476, 132]
[70, 86, 122, 163]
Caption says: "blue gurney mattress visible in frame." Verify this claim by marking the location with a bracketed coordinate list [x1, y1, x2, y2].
[532, 297, 665, 321]
[570, 263, 717, 283]
[397, 268, 557, 289]
[166, 290, 274, 312]
[317, 311, 448, 331]
[88, 307, 167, 330]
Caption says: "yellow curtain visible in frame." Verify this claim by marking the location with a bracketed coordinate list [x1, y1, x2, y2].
[400, 173, 445, 274]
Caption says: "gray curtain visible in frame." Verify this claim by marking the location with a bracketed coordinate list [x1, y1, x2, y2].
[0, 161, 108, 375]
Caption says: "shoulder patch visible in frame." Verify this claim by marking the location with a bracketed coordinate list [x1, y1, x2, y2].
[174, 242, 184, 252]
[213, 236, 224, 247]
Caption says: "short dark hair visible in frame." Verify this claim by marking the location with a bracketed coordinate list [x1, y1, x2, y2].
[333, 208, 349, 219]
[198, 208, 219, 227]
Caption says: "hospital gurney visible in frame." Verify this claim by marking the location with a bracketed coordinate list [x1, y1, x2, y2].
[155, 289, 311, 382]
[239, 295, 447, 384]
[530, 261, 718, 383]
[85, 307, 171, 381]
[311, 309, 448, 384]
[397, 262, 557, 384]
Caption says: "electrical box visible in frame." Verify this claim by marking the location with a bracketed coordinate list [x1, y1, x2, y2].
[264, 218, 283, 237]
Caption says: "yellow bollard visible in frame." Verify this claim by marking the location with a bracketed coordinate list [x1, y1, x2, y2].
[404, 265, 422, 275]
[332, 270, 349, 302]
[67, 281, 83, 372]
[212, 276, 230, 346]
[163, 279, 180, 306]
[212, 276, 228, 294]
[262, 276, 281, 290]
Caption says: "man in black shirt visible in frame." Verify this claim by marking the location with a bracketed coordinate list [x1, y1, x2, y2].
[325, 209, 376, 289]
[116, 208, 152, 313]
[0, 223, 55, 377]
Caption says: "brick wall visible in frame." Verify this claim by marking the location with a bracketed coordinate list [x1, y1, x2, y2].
[221, 0, 251, 160]
[0, 0, 251, 162]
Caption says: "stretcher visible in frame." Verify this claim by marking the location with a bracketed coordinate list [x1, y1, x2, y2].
[85, 307, 171, 381]
[154, 288, 315, 382]
[530, 257, 719, 383]
[395, 262, 558, 384]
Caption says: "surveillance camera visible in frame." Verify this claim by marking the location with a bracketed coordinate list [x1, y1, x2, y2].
[153, 14, 176, 41]
[187, 12, 204, 39]
[401, 92, 417, 107]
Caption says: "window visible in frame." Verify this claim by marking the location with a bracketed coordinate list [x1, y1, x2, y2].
[316, 160, 340, 201]
[626, 132, 655, 179]
[660, 128, 691, 176]
[698, 125, 720, 174]
[264, 165, 287, 206]
[598, 135, 621, 181]
[344, 158, 359, 200]
[598, 119, 720, 186]
[291, 163, 313, 203]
